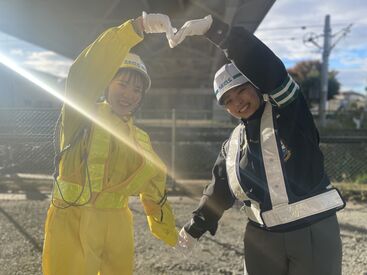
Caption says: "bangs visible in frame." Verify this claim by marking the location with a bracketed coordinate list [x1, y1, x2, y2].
[114, 68, 148, 91]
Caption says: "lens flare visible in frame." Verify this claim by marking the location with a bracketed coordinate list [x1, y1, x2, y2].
[0, 52, 168, 174]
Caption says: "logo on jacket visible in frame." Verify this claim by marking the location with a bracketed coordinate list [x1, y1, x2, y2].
[280, 139, 291, 162]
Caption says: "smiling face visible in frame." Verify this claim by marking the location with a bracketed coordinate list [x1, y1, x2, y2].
[106, 69, 146, 118]
[221, 83, 261, 119]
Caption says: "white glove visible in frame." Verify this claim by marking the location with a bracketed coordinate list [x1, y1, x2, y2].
[169, 15, 213, 48]
[177, 227, 196, 249]
[142, 11, 177, 40]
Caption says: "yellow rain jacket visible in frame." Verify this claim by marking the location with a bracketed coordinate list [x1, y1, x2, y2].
[51, 19, 177, 246]
[55, 102, 161, 207]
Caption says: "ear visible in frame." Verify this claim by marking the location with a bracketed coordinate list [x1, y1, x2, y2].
[225, 107, 235, 117]
[104, 87, 110, 103]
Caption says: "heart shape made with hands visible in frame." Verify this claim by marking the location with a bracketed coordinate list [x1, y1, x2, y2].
[142, 11, 177, 39]
[168, 15, 213, 48]
[141, 12, 212, 49]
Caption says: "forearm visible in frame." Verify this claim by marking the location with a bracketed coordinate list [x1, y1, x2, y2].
[67, 19, 143, 101]
[185, 152, 235, 239]
[206, 17, 302, 109]
[205, 17, 287, 94]
[139, 152, 169, 216]
[184, 195, 222, 238]
[140, 166, 178, 246]
[62, 19, 143, 144]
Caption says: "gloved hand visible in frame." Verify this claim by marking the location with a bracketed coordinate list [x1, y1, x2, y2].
[142, 11, 177, 40]
[145, 202, 178, 246]
[177, 227, 196, 249]
[168, 15, 213, 48]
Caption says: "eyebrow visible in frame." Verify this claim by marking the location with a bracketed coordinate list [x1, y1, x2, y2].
[116, 79, 143, 88]
[222, 87, 240, 102]
[222, 95, 230, 102]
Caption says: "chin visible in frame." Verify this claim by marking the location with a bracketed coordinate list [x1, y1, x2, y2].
[120, 110, 132, 116]
[240, 112, 253, 119]
[112, 108, 131, 117]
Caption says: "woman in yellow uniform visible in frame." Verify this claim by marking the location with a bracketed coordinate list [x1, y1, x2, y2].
[42, 13, 178, 275]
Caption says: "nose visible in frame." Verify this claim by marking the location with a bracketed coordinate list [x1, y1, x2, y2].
[233, 94, 242, 106]
[122, 87, 138, 100]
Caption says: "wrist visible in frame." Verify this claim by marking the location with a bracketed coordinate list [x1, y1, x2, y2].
[132, 17, 144, 37]
[184, 219, 203, 239]
[205, 16, 229, 47]
[204, 15, 213, 34]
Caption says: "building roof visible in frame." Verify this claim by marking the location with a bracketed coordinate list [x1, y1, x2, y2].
[340, 91, 366, 98]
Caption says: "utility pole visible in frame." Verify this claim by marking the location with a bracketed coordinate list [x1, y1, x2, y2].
[304, 16, 352, 127]
[171, 108, 176, 190]
[362, 84, 367, 129]
[319, 15, 332, 127]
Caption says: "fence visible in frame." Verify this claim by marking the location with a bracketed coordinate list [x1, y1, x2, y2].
[0, 108, 366, 183]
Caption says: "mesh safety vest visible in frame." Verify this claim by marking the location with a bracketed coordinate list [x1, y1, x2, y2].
[53, 103, 164, 209]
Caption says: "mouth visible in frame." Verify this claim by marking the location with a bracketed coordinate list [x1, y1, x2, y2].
[118, 99, 134, 107]
[239, 103, 250, 113]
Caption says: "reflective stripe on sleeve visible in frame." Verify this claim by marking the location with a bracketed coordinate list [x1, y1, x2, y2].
[270, 74, 299, 107]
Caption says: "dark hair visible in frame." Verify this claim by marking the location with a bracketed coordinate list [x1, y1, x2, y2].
[105, 68, 149, 101]
[219, 83, 262, 106]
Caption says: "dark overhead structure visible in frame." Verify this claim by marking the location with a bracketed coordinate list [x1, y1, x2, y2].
[0, 0, 275, 89]
[0, 0, 277, 179]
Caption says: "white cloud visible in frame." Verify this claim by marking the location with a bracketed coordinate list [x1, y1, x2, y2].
[10, 48, 24, 56]
[256, 0, 367, 94]
[338, 68, 367, 92]
[0, 31, 72, 78]
[23, 51, 72, 78]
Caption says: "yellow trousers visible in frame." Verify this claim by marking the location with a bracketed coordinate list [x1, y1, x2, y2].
[42, 205, 134, 275]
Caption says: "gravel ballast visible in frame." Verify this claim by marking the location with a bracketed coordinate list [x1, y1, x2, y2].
[0, 197, 366, 275]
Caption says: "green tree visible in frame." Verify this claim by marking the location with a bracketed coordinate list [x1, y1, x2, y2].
[288, 60, 340, 106]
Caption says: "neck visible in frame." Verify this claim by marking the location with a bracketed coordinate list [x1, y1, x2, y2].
[118, 114, 131, 122]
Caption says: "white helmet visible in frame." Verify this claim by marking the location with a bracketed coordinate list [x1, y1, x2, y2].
[213, 63, 249, 104]
[120, 53, 151, 91]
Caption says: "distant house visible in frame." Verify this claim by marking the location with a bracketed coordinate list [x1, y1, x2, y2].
[328, 91, 366, 112]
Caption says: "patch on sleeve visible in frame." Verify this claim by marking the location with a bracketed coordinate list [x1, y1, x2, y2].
[269, 74, 299, 108]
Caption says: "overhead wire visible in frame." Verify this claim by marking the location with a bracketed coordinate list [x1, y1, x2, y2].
[257, 22, 350, 31]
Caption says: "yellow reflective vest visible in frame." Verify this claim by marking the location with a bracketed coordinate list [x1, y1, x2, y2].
[53, 19, 178, 246]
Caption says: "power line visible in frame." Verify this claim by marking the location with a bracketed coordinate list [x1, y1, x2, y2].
[257, 23, 348, 31]
[261, 36, 303, 41]
[259, 25, 321, 31]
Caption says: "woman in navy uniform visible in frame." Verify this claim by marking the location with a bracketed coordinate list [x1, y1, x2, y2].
[170, 15, 345, 275]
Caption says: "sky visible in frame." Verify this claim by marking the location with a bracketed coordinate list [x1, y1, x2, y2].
[0, 0, 366, 94]
[255, 0, 367, 94]
[0, 32, 72, 79]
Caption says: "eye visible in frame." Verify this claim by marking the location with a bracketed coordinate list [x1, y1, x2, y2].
[224, 98, 232, 106]
[238, 87, 247, 94]
[119, 82, 128, 88]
